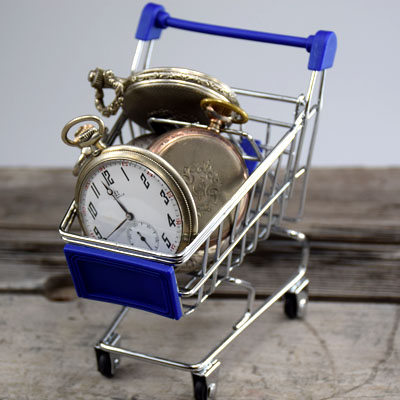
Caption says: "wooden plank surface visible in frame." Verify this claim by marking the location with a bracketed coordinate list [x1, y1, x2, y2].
[1, 168, 399, 399]
[1, 167, 399, 302]
[0, 295, 399, 400]
[2, 167, 400, 235]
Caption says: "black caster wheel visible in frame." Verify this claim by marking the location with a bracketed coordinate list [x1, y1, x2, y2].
[194, 379, 207, 400]
[192, 374, 218, 400]
[284, 292, 298, 319]
[284, 290, 308, 319]
[96, 350, 114, 378]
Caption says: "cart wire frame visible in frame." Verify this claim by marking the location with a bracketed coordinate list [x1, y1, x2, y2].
[59, 3, 336, 398]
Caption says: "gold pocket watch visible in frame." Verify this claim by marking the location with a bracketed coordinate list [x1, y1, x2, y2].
[61, 115, 198, 254]
[88, 67, 239, 133]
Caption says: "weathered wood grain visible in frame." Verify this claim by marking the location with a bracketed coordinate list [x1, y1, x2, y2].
[295, 167, 400, 243]
[216, 240, 400, 302]
[0, 295, 398, 400]
[2, 167, 400, 236]
[0, 167, 399, 302]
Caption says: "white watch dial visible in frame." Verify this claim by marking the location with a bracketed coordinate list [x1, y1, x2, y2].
[78, 159, 183, 254]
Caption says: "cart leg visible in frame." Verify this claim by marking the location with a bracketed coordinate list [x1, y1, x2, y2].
[223, 276, 255, 330]
[93, 306, 129, 377]
[284, 278, 309, 319]
[269, 227, 310, 319]
[95, 332, 121, 378]
[192, 360, 220, 400]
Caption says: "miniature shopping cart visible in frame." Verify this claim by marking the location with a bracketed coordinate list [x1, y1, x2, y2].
[59, 3, 337, 399]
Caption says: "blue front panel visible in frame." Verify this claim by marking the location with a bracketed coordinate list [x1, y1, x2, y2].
[64, 243, 182, 320]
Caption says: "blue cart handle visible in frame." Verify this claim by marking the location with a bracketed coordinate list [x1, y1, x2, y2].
[136, 3, 336, 71]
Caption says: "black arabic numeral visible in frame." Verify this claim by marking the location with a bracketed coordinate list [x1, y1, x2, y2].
[102, 170, 114, 185]
[161, 232, 171, 249]
[167, 213, 176, 227]
[121, 167, 130, 181]
[91, 182, 100, 198]
[88, 202, 97, 219]
[160, 189, 169, 205]
[93, 226, 102, 239]
[140, 173, 150, 189]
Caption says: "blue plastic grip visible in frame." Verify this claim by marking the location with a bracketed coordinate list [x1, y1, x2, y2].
[135, 3, 337, 71]
[306, 30, 337, 71]
[64, 243, 182, 320]
[135, 3, 166, 41]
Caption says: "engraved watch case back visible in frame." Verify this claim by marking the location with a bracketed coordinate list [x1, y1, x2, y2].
[148, 99, 250, 245]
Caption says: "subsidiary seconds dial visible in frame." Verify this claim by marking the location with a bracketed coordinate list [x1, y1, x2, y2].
[128, 221, 159, 251]
[75, 146, 198, 254]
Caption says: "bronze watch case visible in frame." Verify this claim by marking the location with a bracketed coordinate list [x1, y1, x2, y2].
[148, 99, 249, 246]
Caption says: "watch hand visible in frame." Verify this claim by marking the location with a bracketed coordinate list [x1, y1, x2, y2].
[102, 181, 135, 220]
[105, 217, 130, 240]
[101, 180, 114, 196]
[136, 231, 153, 251]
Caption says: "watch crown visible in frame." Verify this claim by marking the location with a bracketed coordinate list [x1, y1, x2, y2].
[88, 68, 105, 90]
[73, 124, 100, 145]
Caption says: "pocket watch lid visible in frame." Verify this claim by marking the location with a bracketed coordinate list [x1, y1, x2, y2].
[122, 67, 239, 133]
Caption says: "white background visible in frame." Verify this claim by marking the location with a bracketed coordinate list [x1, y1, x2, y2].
[0, 0, 399, 167]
